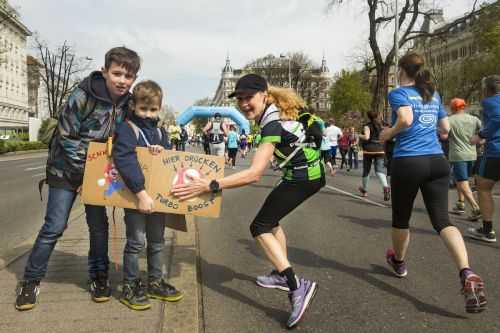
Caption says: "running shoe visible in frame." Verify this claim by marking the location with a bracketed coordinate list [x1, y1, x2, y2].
[467, 227, 497, 243]
[286, 278, 318, 329]
[467, 209, 481, 222]
[15, 280, 40, 311]
[148, 279, 184, 302]
[256, 270, 290, 291]
[358, 186, 368, 198]
[89, 271, 111, 302]
[451, 202, 466, 215]
[120, 279, 151, 311]
[383, 186, 391, 201]
[462, 272, 487, 313]
[385, 249, 408, 278]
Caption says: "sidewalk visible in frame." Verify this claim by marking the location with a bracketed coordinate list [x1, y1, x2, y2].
[0, 204, 200, 333]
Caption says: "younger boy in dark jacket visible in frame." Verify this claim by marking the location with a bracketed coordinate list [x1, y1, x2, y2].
[113, 80, 183, 310]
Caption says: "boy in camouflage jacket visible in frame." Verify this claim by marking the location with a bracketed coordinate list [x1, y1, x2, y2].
[15, 47, 140, 311]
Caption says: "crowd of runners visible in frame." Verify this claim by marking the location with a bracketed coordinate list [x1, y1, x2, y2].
[173, 54, 499, 326]
[13, 45, 500, 330]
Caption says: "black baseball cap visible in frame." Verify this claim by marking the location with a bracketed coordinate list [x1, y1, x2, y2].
[228, 74, 268, 98]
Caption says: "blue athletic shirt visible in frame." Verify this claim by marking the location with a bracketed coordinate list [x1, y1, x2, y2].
[227, 131, 239, 149]
[388, 86, 447, 158]
[480, 94, 500, 158]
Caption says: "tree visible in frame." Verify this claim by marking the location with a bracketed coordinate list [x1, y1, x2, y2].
[34, 38, 91, 118]
[330, 70, 372, 127]
[190, 97, 212, 133]
[244, 52, 316, 97]
[328, 0, 483, 119]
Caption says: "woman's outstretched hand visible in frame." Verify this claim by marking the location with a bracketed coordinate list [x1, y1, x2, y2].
[171, 176, 211, 201]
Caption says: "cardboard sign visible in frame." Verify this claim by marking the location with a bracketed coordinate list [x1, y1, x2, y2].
[81, 142, 224, 218]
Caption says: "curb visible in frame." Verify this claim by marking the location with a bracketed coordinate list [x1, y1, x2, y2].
[0, 203, 85, 271]
[164, 215, 201, 333]
[0, 148, 48, 156]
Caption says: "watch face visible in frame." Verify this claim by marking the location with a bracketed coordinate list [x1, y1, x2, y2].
[210, 180, 219, 192]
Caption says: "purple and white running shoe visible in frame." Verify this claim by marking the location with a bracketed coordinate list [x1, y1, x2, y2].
[286, 278, 318, 329]
[386, 249, 408, 278]
[256, 270, 289, 291]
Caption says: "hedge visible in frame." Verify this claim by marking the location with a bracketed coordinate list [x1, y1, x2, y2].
[0, 140, 47, 154]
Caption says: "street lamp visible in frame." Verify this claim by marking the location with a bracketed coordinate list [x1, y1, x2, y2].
[394, 0, 399, 87]
[279, 54, 291, 89]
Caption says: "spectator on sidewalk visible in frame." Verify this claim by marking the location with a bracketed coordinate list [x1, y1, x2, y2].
[468, 75, 500, 243]
[444, 98, 482, 220]
[113, 80, 183, 310]
[15, 47, 140, 311]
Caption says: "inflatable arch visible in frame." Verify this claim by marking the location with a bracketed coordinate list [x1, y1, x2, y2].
[176, 106, 250, 134]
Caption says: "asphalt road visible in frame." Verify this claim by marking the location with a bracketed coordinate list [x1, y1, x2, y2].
[0, 153, 48, 261]
[196, 153, 500, 333]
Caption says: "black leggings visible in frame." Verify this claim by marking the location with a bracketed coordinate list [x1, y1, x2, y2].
[362, 154, 385, 177]
[391, 155, 452, 233]
[250, 177, 325, 237]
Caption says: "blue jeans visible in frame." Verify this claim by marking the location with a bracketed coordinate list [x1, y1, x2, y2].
[348, 148, 359, 169]
[24, 186, 109, 281]
[123, 209, 166, 283]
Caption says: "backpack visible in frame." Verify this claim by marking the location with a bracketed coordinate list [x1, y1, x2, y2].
[125, 119, 163, 146]
[297, 110, 323, 150]
[361, 121, 384, 152]
[259, 106, 323, 170]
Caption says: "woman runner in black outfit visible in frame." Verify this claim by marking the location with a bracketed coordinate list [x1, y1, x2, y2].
[172, 74, 325, 328]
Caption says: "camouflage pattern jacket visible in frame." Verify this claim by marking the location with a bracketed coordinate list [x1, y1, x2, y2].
[46, 71, 130, 190]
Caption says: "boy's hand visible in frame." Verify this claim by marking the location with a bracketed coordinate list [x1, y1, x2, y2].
[136, 190, 154, 214]
[149, 145, 164, 155]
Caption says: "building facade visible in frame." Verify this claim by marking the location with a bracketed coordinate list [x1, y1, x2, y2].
[212, 55, 333, 116]
[412, 7, 487, 108]
[0, 0, 31, 134]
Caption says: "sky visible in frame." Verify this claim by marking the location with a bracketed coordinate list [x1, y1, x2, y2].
[10, 0, 480, 113]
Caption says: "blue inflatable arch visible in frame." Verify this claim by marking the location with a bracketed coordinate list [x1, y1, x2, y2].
[176, 106, 250, 134]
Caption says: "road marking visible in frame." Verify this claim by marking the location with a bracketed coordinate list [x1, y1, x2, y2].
[25, 165, 45, 171]
[323, 184, 389, 208]
[31, 172, 45, 178]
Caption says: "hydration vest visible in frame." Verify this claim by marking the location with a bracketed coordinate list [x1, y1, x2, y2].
[209, 121, 224, 144]
[259, 105, 321, 170]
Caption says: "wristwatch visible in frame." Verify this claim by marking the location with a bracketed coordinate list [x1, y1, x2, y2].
[209, 179, 221, 193]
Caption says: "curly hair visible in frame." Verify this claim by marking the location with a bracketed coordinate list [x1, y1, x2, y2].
[267, 86, 305, 121]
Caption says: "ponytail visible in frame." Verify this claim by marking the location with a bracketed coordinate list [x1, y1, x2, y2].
[415, 69, 435, 103]
[399, 52, 436, 103]
[267, 86, 305, 121]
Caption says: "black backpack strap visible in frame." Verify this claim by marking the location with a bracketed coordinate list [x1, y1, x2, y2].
[38, 177, 47, 201]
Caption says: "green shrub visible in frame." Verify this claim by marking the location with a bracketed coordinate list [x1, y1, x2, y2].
[0, 140, 47, 154]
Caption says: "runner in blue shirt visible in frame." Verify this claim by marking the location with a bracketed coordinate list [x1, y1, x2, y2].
[468, 75, 500, 242]
[380, 53, 486, 313]
[226, 125, 239, 169]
